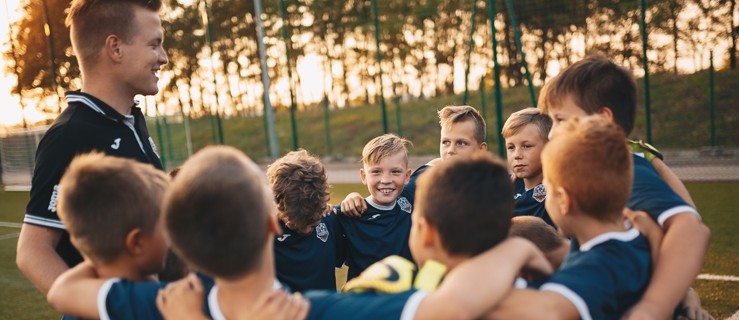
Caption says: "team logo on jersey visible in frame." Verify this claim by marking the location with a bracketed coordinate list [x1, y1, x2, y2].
[47, 184, 60, 212]
[315, 223, 329, 242]
[111, 138, 121, 150]
[148, 137, 160, 158]
[368, 213, 381, 220]
[533, 184, 547, 203]
[514, 193, 522, 199]
[397, 197, 412, 213]
[276, 234, 291, 242]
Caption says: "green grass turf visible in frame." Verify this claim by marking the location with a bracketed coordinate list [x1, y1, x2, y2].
[0, 182, 736, 318]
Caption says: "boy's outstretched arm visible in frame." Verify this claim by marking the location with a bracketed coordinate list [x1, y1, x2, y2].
[47, 260, 106, 319]
[651, 159, 695, 206]
[483, 289, 580, 320]
[624, 213, 710, 320]
[415, 237, 553, 320]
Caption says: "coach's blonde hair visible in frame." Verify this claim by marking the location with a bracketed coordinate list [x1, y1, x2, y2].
[362, 134, 411, 167]
[542, 115, 632, 221]
[58, 152, 169, 263]
[438, 106, 486, 144]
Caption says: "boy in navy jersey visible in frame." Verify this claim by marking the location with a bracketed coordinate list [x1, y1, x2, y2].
[267, 150, 346, 291]
[337, 134, 415, 280]
[502, 108, 554, 227]
[155, 145, 551, 319]
[17, 0, 168, 296]
[340, 105, 487, 216]
[539, 55, 711, 319]
[489, 115, 652, 319]
[45, 153, 177, 319]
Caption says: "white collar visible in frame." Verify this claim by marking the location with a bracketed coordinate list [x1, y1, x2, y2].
[208, 280, 283, 320]
[365, 196, 397, 211]
[579, 228, 640, 252]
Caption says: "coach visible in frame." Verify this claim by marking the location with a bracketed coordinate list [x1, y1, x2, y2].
[16, 0, 167, 295]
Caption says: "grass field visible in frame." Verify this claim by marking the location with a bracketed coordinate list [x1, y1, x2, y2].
[1, 182, 737, 318]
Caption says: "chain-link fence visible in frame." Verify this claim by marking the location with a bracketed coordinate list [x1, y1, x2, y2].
[1, 0, 737, 185]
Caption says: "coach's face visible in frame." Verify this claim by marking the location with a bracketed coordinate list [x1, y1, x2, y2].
[119, 6, 168, 96]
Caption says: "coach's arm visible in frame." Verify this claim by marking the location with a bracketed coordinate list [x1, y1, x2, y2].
[16, 223, 69, 295]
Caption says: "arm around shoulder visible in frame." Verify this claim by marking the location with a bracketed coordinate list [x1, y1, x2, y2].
[16, 224, 68, 295]
[414, 238, 553, 320]
[47, 260, 108, 319]
[651, 158, 695, 206]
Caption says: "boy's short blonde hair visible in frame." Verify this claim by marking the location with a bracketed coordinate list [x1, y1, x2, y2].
[267, 150, 330, 231]
[542, 115, 632, 221]
[510, 216, 566, 253]
[362, 134, 411, 167]
[57, 152, 169, 263]
[438, 106, 486, 144]
[501, 108, 552, 141]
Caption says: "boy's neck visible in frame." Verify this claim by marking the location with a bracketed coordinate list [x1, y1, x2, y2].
[215, 258, 277, 319]
[567, 211, 627, 246]
[95, 259, 150, 282]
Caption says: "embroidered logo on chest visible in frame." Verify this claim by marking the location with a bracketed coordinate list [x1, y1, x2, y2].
[276, 234, 291, 242]
[397, 197, 412, 213]
[532, 184, 547, 203]
[316, 223, 329, 242]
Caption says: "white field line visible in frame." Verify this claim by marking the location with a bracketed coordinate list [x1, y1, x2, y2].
[0, 232, 20, 240]
[0, 221, 22, 228]
[697, 274, 739, 282]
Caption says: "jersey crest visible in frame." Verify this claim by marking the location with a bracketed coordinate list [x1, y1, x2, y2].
[315, 222, 329, 242]
[397, 197, 412, 213]
[532, 184, 546, 203]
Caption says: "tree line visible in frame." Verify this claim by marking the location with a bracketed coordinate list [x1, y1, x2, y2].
[4, 0, 737, 119]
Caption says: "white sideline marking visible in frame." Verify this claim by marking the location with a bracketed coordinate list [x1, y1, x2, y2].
[0, 232, 20, 240]
[697, 274, 739, 282]
[0, 221, 22, 228]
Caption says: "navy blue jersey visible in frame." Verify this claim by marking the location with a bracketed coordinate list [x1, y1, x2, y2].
[512, 178, 554, 227]
[403, 164, 431, 202]
[274, 214, 347, 292]
[629, 154, 699, 226]
[540, 229, 651, 320]
[25, 91, 163, 266]
[62, 273, 214, 320]
[337, 194, 414, 280]
[305, 289, 428, 320]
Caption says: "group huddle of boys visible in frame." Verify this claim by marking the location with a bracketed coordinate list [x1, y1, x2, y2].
[15, 1, 710, 318]
[37, 55, 711, 320]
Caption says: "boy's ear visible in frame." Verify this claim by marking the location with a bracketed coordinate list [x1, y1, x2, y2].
[419, 217, 438, 248]
[556, 186, 573, 216]
[359, 168, 368, 185]
[479, 141, 488, 151]
[267, 209, 282, 236]
[104, 34, 124, 63]
[124, 228, 144, 255]
[597, 107, 614, 122]
[404, 168, 411, 184]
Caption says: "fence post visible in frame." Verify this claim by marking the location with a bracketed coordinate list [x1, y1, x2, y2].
[279, 0, 299, 150]
[203, 0, 225, 144]
[487, 0, 505, 157]
[479, 76, 488, 143]
[709, 51, 715, 147]
[504, 0, 536, 108]
[463, 0, 478, 105]
[640, 0, 652, 144]
[254, 0, 280, 159]
[371, 0, 388, 133]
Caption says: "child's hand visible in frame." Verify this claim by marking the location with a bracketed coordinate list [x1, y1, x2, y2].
[676, 288, 714, 320]
[156, 273, 207, 320]
[339, 192, 366, 217]
[247, 290, 309, 320]
[623, 208, 663, 267]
